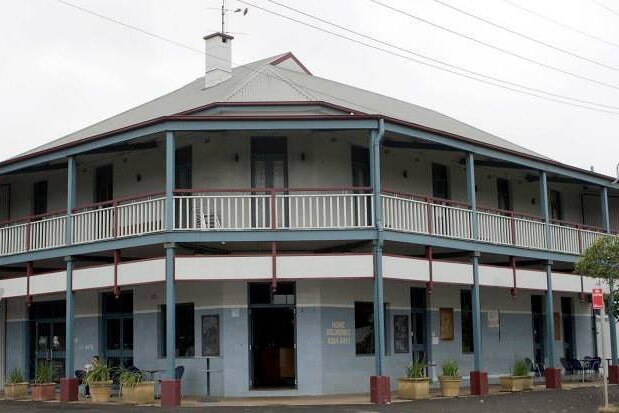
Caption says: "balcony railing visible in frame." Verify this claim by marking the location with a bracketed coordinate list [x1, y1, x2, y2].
[382, 191, 610, 254]
[174, 188, 374, 231]
[0, 188, 612, 257]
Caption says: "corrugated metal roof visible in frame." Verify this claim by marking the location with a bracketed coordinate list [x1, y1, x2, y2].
[16, 52, 547, 160]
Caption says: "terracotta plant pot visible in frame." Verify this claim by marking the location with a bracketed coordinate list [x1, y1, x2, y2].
[439, 376, 461, 397]
[31, 383, 56, 401]
[397, 377, 430, 400]
[500, 376, 528, 392]
[121, 381, 155, 404]
[5, 382, 29, 400]
[90, 381, 113, 403]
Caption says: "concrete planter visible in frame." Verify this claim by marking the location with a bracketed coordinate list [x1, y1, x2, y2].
[90, 381, 113, 403]
[439, 376, 461, 397]
[524, 375, 534, 390]
[5, 383, 28, 400]
[121, 381, 155, 404]
[599, 405, 619, 412]
[31, 383, 55, 401]
[500, 376, 529, 392]
[397, 377, 430, 400]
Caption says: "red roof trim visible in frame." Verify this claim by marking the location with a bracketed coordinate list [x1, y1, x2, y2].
[269, 52, 312, 75]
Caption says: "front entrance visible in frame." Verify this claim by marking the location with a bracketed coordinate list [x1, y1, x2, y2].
[29, 301, 66, 381]
[249, 282, 296, 389]
[531, 295, 545, 366]
[102, 291, 134, 369]
[410, 287, 428, 363]
[561, 297, 576, 359]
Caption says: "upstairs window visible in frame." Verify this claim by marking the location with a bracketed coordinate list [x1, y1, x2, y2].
[432, 163, 450, 200]
[94, 164, 114, 203]
[497, 178, 512, 211]
[0, 184, 10, 222]
[550, 190, 563, 221]
[175, 146, 192, 190]
[32, 181, 48, 216]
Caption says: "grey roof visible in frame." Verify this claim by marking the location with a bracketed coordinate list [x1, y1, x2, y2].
[17, 51, 547, 160]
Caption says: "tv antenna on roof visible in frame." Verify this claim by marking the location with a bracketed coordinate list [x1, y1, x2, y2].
[220, 0, 248, 34]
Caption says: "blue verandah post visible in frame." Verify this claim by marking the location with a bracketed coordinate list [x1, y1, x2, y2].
[165, 131, 176, 379]
[65, 155, 76, 378]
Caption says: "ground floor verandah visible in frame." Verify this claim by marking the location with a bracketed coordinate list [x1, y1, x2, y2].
[3, 274, 605, 398]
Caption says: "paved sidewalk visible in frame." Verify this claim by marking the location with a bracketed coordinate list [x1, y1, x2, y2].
[0, 385, 615, 412]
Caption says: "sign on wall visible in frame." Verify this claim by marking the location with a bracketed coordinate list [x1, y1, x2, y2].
[487, 310, 500, 328]
[393, 315, 409, 353]
[439, 308, 454, 340]
[201, 315, 220, 357]
[593, 288, 604, 310]
[326, 320, 351, 345]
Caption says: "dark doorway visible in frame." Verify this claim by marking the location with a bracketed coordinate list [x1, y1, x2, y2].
[561, 297, 575, 359]
[102, 291, 134, 369]
[410, 287, 428, 363]
[531, 295, 545, 366]
[94, 164, 114, 203]
[29, 300, 66, 381]
[249, 282, 296, 389]
[251, 137, 288, 228]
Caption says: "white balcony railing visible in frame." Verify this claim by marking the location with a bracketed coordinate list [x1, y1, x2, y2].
[382, 191, 611, 254]
[174, 188, 374, 231]
[0, 188, 612, 257]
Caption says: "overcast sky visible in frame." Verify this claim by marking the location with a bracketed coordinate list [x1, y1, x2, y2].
[1, 0, 618, 177]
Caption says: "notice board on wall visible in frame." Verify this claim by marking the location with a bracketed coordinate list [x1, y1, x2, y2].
[201, 314, 220, 357]
[440, 308, 454, 340]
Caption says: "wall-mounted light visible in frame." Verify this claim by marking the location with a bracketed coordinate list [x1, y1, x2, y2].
[531, 198, 536, 205]
[402, 170, 408, 178]
[234, 153, 239, 162]
[136, 174, 142, 182]
[300, 152, 306, 161]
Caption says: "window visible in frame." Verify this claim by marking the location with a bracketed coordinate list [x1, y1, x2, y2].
[354, 302, 388, 355]
[497, 178, 512, 211]
[249, 282, 295, 305]
[160, 303, 195, 358]
[550, 190, 563, 221]
[0, 184, 10, 222]
[432, 163, 450, 199]
[460, 290, 474, 353]
[94, 164, 114, 203]
[175, 146, 192, 190]
[32, 181, 48, 215]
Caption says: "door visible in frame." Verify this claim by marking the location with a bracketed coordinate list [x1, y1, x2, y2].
[251, 137, 288, 228]
[94, 164, 114, 204]
[410, 287, 428, 363]
[29, 301, 66, 381]
[351, 146, 371, 226]
[249, 282, 296, 389]
[102, 292, 134, 369]
[561, 297, 575, 359]
[531, 295, 545, 366]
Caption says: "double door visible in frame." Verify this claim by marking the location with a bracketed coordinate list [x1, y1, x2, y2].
[32, 321, 65, 381]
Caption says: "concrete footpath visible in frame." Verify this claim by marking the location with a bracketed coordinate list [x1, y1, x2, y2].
[0, 385, 616, 412]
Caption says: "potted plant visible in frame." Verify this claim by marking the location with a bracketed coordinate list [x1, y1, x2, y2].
[439, 359, 461, 397]
[500, 359, 529, 392]
[119, 368, 155, 404]
[5, 367, 28, 400]
[83, 362, 113, 403]
[397, 359, 430, 400]
[31, 361, 56, 401]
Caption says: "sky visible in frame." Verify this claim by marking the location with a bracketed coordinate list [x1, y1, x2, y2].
[1, 0, 618, 178]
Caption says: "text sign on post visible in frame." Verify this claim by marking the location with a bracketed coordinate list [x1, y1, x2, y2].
[592, 288, 604, 310]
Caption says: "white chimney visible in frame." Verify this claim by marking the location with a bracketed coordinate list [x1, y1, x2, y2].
[204, 32, 233, 88]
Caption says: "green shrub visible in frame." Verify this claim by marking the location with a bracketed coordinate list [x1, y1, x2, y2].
[34, 361, 54, 384]
[83, 362, 111, 385]
[407, 359, 427, 379]
[7, 368, 25, 384]
[441, 359, 459, 378]
[119, 368, 144, 389]
[513, 359, 528, 377]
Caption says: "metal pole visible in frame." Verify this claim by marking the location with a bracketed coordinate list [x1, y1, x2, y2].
[466, 153, 482, 372]
[65, 257, 75, 378]
[165, 131, 176, 379]
[601, 187, 618, 364]
[370, 120, 385, 376]
[544, 260, 556, 368]
[599, 307, 609, 409]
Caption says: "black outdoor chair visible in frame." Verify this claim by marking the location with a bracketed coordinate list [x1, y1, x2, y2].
[525, 357, 543, 377]
[570, 359, 585, 380]
[560, 358, 574, 375]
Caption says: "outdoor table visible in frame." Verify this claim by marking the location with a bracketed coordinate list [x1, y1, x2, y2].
[200, 357, 222, 401]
